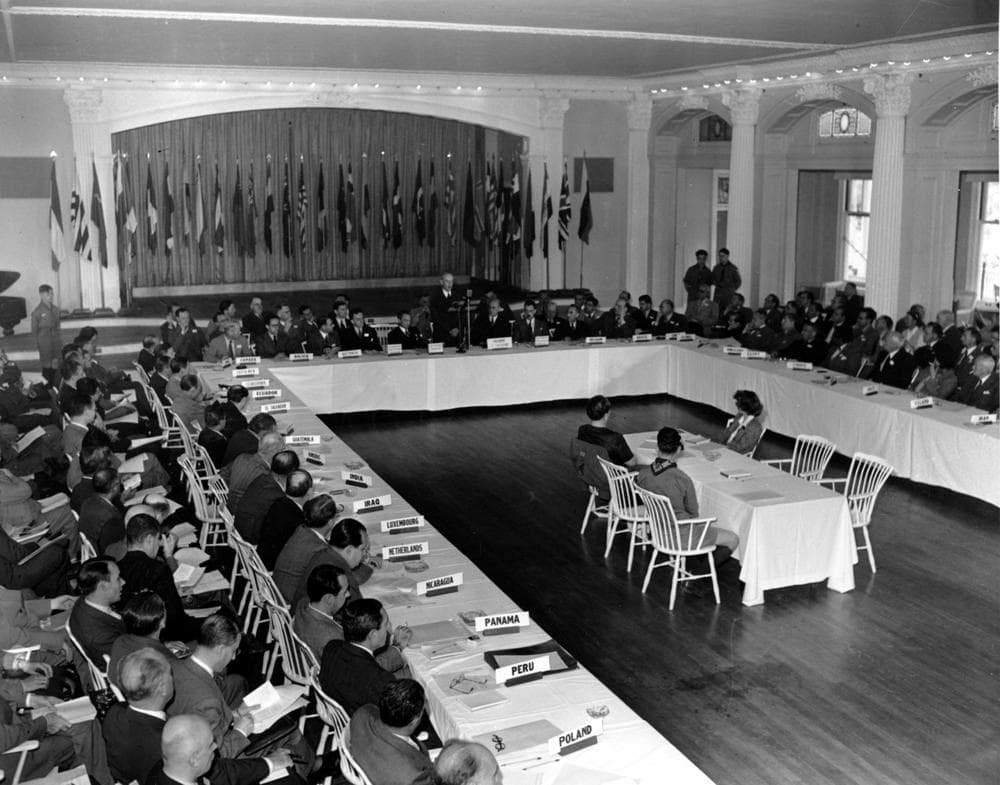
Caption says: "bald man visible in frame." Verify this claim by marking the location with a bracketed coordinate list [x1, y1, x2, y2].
[869, 332, 916, 389]
[225, 431, 286, 512]
[435, 740, 502, 785]
[953, 354, 999, 412]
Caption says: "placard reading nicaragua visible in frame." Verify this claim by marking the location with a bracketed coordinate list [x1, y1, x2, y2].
[341, 470, 373, 487]
[380, 515, 425, 534]
[381, 541, 429, 561]
[547, 718, 604, 756]
[474, 611, 530, 636]
[251, 388, 282, 400]
[353, 494, 392, 513]
[260, 401, 291, 413]
[493, 654, 550, 685]
[233, 366, 260, 378]
[416, 572, 463, 596]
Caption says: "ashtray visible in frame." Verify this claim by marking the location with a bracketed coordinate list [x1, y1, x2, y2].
[586, 705, 610, 718]
[344, 461, 365, 470]
[458, 610, 486, 626]
[403, 560, 429, 573]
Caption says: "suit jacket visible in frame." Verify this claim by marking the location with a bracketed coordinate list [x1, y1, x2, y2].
[293, 542, 371, 607]
[117, 550, 199, 642]
[721, 417, 764, 456]
[291, 598, 343, 661]
[70, 477, 97, 513]
[471, 314, 511, 345]
[69, 597, 123, 666]
[653, 312, 688, 335]
[823, 321, 853, 348]
[203, 335, 249, 364]
[783, 337, 828, 365]
[107, 635, 174, 691]
[169, 655, 249, 757]
[222, 429, 258, 467]
[136, 349, 157, 375]
[954, 346, 981, 383]
[145, 751, 269, 785]
[554, 318, 589, 341]
[198, 428, 229, 471]
[348, 704, 436, 785]
[225, 453, 269, 512]
[234, 474, 284, 544]
[0, 525, 70, 597]
[170, 394, 206, 431]
[340, 325, 382, 352]
[737, 325, 778, 353]
[512, 317, 548, 344]
[169, 327, 207, 362]
[272, 526, 330, 603]
[149, 373, 170, 405]
[684, 299, 718, 334]
[303, 329, 339, 356]
[104, 704, 168, 785]
[941, 325, 963, 358]
[242, 312, 268, 339]
[953, 372, 1000, 412]
[257, 496, 305, 570]
[385, 326, 424, 351]
[712, 261, 742, 305]
[220, 404, 248, 439]
[598, 312, 637, 340]
[254, 331, 291, 359]
[78, 495, 126, 554]
[870, 349, 917, 389]
[318, 640, 394, 715]
[429, 289, 460, 342]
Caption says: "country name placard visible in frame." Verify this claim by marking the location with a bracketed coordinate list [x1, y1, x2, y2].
[285, 434, 321, 445]
[584, 336, 606, 344]
[416, 572, 463, 597]
[910, 397, 934, 409]
[487, 337, 513, 350]
[427, 342, 445, 354]
[233, 367, 260, 378]
[741, 349, 768, 359]
[337, 349, 362, 359]
[493, 654, 550, 685]
[304, 450, 326, 465]
[381, 541, 429, 562]
[353, 494, 392, 514]
[260, 401, 291, 413]
[474, 611, 530, 635]
[786, 361, 813, 371]
[723, 345, 743, 355]
[380, 515, 425, 534]
[290, 352, 313, 362]
[548, 719, 604, 756]
[234, 356, 261, 365]
[970, 413, 998, 424]
[241, 378, 271, 389]
[631, 332, 652, 343]
[251, 388, 282, 400]
[341, 470, 373, 488]
[862, 384, 879, 396]
[533, 335, 550, 347]
[386, 344, 403, 356]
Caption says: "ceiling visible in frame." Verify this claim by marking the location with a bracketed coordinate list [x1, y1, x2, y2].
[0, 0, 996, 79]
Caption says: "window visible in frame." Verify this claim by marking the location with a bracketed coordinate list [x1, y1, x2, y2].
[976, 181, 1000, 300]
[699, 115, 732, 142]
[711, 170, 729, 255]
[818, 108, 872, 139]
[841, 179, 871, 282]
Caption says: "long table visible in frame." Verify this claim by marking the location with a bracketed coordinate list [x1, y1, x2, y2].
[625, 431, 856, 606]
[198, 362, 716, 785]
[268, 341, 1000, 507]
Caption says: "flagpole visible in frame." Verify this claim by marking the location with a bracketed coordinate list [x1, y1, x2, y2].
[579, 244, 584, 289]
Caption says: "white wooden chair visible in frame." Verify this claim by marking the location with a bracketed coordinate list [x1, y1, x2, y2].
[78, 530, 97, 562]
[569, 438, 611, 534]
[338, 726, 374, 785]
[597, 456, 651, 572]
[1, 739, 44, 785]
[266, 602, 319, 686]
[65, 619, 120, 697]
[815, 452, 893, 572]
[178, 459, 229, 549]
[298, 684, 351, 785]
[762, 434, 836, 481]
[131, 362, 151, 386]
[147, 387, 184, 450]
[634, 486, 721, 610]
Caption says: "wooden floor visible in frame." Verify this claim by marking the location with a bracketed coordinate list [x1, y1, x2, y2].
[322, 395, 999, 785]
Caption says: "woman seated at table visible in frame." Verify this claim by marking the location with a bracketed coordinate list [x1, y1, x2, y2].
[720, 390, 765, 457]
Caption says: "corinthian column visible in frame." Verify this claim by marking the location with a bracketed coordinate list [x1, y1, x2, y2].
[625, 95, 653, 298]
[721, 87, 761, 303]
[863, 73, 913, 317]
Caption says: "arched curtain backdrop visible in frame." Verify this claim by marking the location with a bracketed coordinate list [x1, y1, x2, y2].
[113, 107, 524, 289]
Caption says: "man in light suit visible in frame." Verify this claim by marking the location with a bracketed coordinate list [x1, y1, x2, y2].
[203, 322, 249, 364]
[348, 680, 436, 785]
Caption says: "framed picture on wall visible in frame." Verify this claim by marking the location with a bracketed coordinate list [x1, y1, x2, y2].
[717, 176, 730, 206]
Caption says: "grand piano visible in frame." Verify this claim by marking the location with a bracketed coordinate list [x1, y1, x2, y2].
[0, 271, 27, 336]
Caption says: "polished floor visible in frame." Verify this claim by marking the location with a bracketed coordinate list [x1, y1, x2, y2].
[323, 395, 999, 785]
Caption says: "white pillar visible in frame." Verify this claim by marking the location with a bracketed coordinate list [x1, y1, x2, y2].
[650, 135, 679, 303]
[863, 73, 913, 318]
[721, 87, 761, 304]
[537, 97, 569, 291]
[64, 87, 121, 312]
[625, 95, 653, 298]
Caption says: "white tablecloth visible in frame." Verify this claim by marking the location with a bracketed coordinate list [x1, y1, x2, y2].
[626, 432, 857, 606]
[266, 341, 999, 506]
[197, 362, 715, 785]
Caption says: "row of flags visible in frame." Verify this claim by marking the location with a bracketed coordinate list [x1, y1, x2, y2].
[48, 153, 596, 273]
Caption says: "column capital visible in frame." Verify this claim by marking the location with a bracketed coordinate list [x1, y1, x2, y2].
[966, 64, 998, 88]
[63, 87, 104, 122]
[862, 73, 913, 117]
[538, 96, 570, 129]
[626, 95, 653, 132]
[721, 87, 762, 126]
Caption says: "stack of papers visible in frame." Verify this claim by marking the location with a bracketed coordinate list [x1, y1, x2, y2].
[38, 493, 69, 514]
[169, 523, 198, 548]
[174, 547, 210, 566]
[117, 454, 148, 474]
[31, 696, 96, 724]
[242, 682, 308, 732]
[15, 427, 46, 454]
[471, 719, 559, 759]
[173, 563, 205, 590]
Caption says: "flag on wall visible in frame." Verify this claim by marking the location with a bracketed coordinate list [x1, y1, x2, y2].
[90, 159, 108, 268]
[113, 154, 124, 237]
[427, 159, 438, 249]
[337, 162, 347, 253]
[462, 161, 477, 248]
[541, 163, 552, 261]
[316, 161, 328, 253]
[49, 159, 65, 272]
[194, 158, 205, 256]
[281, 158, 291, 257]
[144, 160, 156, 254]
[346, 163, 356, 245]
[246, 163, 257, 257]
[359, 155, 370, 252]
[380, 158, 390, 249]
[557, 161, 571, 251]
[296, 159, 307, 254]
[123, 155, 138, 260]
[444, 158, 456, 246]
[523, 166, 534, 259]
[213, 163, 224, 255]
[232, 164, 245, 256]
[412, 158, 425, 246]
[163, 161, 174, 258]
[497, 159, 507, 247]
[264, 157, 274, 254]
[509, 158, 521, 246]
[486, 158, 497, 246]
[71, 163, 88, 257]
[577, 157, 593, 244]
[182, 162, 193, 249]
[392, 160, 403, 249]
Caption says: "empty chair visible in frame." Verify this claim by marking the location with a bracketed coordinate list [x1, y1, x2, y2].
[597, 456, 651, 572]
[569, 437, 611, 534]
[338, 726, 374, 785]
[634, 486, 721, 610]
[762, 434, 836, 481]
[816, 452, 893, 571]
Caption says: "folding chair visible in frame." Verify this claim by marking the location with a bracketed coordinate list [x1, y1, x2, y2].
[569, 438, 611, 534]
[65, 619, 119, 696]
[338, 726, 374, 785]
[131, 363, 151, 386]
[634, 486, 721, 610]
[815, 452, 893, 571]
[597, 456, 651, 572]
[78, 530, 97, 562]
[762, 434, 836, 481]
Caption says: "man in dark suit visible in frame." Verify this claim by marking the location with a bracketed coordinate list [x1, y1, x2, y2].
[149, 355, 171, 405]
[331, 300, 353, 346]
[937, 310, 964, 360]
[512, 300, 549, 344]
[241, 297, 267, 340]
[782, 322, 828, 365]
[869, 332, 917, 389]
[348, 680, 436, 785]
[168, 309, 207, 362]
[555, 304, 590, 341]
[291, 564, 349, 661]
[953, 355, 999, 411]
[472, 299, 513, 345]
[386, 312, 425, 350]
[286, 305, 320, 352]
[954, 327, 983, 385]
[653, 300, 687, 335]
[221, 413, 276, 469]
[78, 468, 126, 556]
[220, 386, 249, 439]
[198, 404, 229, 470]
[257, 470, 312, 569]
[429, 272, 460, 344]
[136, 336, 158, 375]
[340, 309, 382, 352]
[543, 301, 569, 339]
[235, 450, 299, 544]
[0, 523, 71, 598]
[823, 307, 853, 348]
[599, 298, 637, 339]
[253, 314, 292, 360]
[69, 557, 125, 665]
[319, 599, 396, 714]
[736, 310, 778, 353]
[303, 316, 340, 356]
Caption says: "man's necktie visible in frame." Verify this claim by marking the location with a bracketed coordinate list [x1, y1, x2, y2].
[228, 340, 235, 360]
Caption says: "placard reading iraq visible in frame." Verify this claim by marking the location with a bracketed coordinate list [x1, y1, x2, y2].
[353, 494, 391, 513]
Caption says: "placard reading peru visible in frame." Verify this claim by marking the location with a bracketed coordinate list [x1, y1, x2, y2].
[251, 388, 282, 400]
[584, 336, 606, 344]
[381, 541, 429, 561]
[337, 349, 362, 359]
[260, 401, 291, 413]
[547, 719, 604, 756]
[285, 434, 321, 445]
[416, 572, 463, 596]
[234, 356, 261, 365]
[233, 367, 260, 378]
[341, 470, 373, 487]
[353, 494, 392, 514]
[474, 611, 530, 635]
[290, 353, 313, 362]
[241, 379, 270, 389]
[493, 654, 550, 685]
[486, 337, 513, 351]
[380, 515, 425, 534]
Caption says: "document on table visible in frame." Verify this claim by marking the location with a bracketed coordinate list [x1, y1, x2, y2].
[174, 547, 210, 566]
[117, 453, 148, 474]
[31, 696, 96, 724]
[38, 492, 70, 514]
[472, 719, 560, 760]
[407, 619, 468, 646]
[242, 682, 308, 732]
[129, 434, 165, 450]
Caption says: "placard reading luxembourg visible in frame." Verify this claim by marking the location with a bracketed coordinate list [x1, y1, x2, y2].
[285, 434, 321, 445]
[474, 611, 530, 634]
[260, 401, 291, 413]
[338, 349, 362, 359]
[341, 470, 373, 487]
[381, 541, 429, 561]
[251, 388, 282, 400]
[547, 719, 604, 756]
[241, 379, 270, 389]
[416, 572, 463, 596]
[487, 337, 513, 350]
[234, 356, 261, 365]
[493, 654, 550, 685]
[353, 494, 392, 514]
[233, 367, 260, 378]
[380, 515, 425, 534]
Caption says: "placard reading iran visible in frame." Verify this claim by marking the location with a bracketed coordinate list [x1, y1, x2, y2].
[290, 353, 313, 362]
[741, 349, 768, 359]
[970, 413, 997, 424]
[353, 494, 392, 514]
[548, 719, 604, 756]
[304, 450, 325, 465]
[723, 345, 743, 355]
[427, 342, 444, 355]
[416, 572, 463, 597]
[341, 470, 373, 488]
[233, 367, 260, 378]
[260, 401, 291, 413]
[862, 384, 879, 396]
[910, 397, 934, 409]
[241, 379, 270, 389]
[381, 541, 429, 562]
[386, 344, 403, 356]
[786, 361, 813, 371]
[285, 434, 321, 446]
[584, 336, 606, 344]
[380, 515, 425, 534]
[251, 388, 282, 400]
[487, 337, 513, 351]
[234, 356, 261, 365]
[493, 654, 550, 685]
[337, 349, 362, 359]
[631, 332, 652, 343]
[474, 611, 530, 635]
[534, 335, 550, 347]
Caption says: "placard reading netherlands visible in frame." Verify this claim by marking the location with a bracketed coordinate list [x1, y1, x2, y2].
[290, 352, 313, 362]
[547, 718, 604, 755]
[260, 401, 291, 413]
[584, 336, 606, 344]
[416, 572, 463, 596]
[353, 494, 392, 513]
[241, 378, 271, 389]
[381, 541, 429, 561]
[338, 349, 362, 359]
[251, 388, 282, 400]
[285, 434, 321, 445]
[474, 611, 530, 632]
[341, 470, 373, 487]
[487, 337, 513, 350]
[380, 515, 425, 534]
[493, 654, 550, 684]
[234, 356, 261, 365]
[233, 367, 260, 378]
